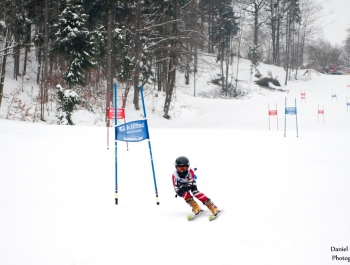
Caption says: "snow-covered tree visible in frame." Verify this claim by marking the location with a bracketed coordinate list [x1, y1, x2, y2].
[248, 45, 260, 66]
[53, 0, 96, 88]
[56, 84, 80, 125]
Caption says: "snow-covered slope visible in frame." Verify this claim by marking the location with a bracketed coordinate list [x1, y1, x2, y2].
[1, 56, 350, 265]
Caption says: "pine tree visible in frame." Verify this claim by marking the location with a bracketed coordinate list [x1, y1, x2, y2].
[53, 0, 96, 88]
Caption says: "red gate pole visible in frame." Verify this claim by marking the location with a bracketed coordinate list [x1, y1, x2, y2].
[323, 106, 325, 123]
[107, 93, 110, 150]
[318, 105, 325, 123]
[268, 103, 271, 130]
[268, 103, 278, 130]
[276, 103, 278, 130]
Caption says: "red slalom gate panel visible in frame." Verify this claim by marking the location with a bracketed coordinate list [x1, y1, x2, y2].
[108, 108, 125, 120]
[269, 110, 277, 116]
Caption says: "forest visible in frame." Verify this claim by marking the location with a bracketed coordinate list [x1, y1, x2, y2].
[1, 0, 350, 123]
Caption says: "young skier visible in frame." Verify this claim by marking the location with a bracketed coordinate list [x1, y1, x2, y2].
[172, 156, 220, 216]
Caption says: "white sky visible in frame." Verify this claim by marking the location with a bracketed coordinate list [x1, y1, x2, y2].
[318, 0, 350, 45]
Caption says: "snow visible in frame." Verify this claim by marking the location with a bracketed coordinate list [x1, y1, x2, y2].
[1, 56, 350, 265]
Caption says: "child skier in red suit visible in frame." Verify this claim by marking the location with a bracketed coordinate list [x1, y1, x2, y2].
[172, 156, 219, 215]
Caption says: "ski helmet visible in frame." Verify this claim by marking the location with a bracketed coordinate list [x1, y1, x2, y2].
[175, 156, 190, 167]
[175, 156, 190, 178]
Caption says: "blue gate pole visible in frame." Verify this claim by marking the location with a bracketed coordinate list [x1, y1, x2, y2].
[139, 86, 160, 205]
[284, 97, 287, 137]
[295, 98, 299, 137]
[114, 83, 118, 204]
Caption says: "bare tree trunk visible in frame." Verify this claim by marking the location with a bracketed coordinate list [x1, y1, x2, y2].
[295, 23, 300, 79]
[284, 5, 291, 86]
[208, 13, 213, 53]
[156, 3, 165, 93]
[185, 42, 191, 85]
[13, 30, 20, 80]
[133, 1, 141, 110]
[193, 0, 198, 96]
[253, 2, 259, 47]
[270, 0, 277, 64]
[162, 57, 168, 94]
[225, 44, 230, 96]
[40, 67, 45, 121]
[106, 4, 113, 119]
[276, 15, 281, 65]
[220, 43, 225, 95]
[41, 0, 49, 121]
[276, 0, 281, 66]
[23, 44, 28, 77]
[36, 48, 42, 85]
[156, 59, 162, 91]
[194, 45, 197, 97]
[0, 28, 10, 108]
[22, 24, 31, 76]
[163, 0, 178, 119]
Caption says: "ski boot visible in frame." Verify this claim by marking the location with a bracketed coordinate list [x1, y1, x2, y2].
[203, 198, 219, 215]
[186, 197, 203, 215]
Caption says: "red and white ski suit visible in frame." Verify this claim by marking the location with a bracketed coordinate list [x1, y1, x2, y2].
[172, 167, 208, 202]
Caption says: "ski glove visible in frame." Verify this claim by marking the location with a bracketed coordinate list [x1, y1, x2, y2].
[177, 188, 185, 197]
[177, 184, 191, 197]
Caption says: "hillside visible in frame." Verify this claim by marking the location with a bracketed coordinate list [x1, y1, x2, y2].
[0, 51, 314, 127]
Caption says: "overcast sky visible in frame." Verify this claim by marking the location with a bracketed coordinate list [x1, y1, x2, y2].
[318, 0, 350, 45]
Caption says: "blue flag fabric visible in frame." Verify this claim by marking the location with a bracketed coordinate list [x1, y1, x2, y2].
[115, 120, 149, 142]
[285, 107, 297, 115]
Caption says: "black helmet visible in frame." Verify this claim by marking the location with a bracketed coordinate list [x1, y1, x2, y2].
[175, 156, 190, 167]
[175, 156, 190, 178]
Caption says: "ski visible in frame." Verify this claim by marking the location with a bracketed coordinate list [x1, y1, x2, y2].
[209, 209, 223, 221]
[187, 210, 205, 221]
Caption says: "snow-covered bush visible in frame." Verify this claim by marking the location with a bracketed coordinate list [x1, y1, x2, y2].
[56, 85, 80, 125]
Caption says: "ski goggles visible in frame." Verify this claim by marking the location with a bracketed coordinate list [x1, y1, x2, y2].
[176, 165, 189, 171]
